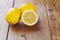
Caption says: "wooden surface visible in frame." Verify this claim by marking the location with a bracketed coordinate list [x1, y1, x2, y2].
[0, 0, 13, 40]
[8, 0, 51, 40]
[0, 0, 60, 40]
[46, 0, 60, 40]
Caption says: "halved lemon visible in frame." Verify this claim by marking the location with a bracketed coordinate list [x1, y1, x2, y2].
[21, 10, 38, 26]
[6, 8, 21, 25]
[20, 3, 37, 13]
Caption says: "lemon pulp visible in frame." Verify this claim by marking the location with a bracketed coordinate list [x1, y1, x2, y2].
[21, 10, 38, 26]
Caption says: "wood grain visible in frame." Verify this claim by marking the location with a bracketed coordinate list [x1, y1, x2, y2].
[8, 0, 51, 40]
[0, 0, 13, 40]
[46, 0, 60, 40]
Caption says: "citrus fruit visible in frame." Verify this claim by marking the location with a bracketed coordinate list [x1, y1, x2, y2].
[21, 10, 38, 26]
[20, 3, 37, 13]
[6, 8, 21, 25]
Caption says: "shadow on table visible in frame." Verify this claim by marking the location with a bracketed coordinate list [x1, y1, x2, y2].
[10, 20, 42, 33]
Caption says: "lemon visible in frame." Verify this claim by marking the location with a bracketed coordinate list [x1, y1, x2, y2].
[21, 10, 38, 26]
[20, 3, 37, 13]
[6, 8, 21, 25]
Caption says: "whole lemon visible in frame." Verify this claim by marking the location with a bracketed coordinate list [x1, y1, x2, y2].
[6, 8, 21, 25]
[20, 3, 37, 13]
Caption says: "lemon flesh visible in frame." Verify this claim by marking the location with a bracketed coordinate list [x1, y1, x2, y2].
[20, 3, 37, 13]
[21, 10, 38, 26]
[6, 8, 21, 25]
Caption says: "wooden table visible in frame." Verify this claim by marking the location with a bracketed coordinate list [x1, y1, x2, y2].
[0, 0, 60, 40]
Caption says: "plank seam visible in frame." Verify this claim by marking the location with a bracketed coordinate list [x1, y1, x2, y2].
[6, 24, 10, 40]
[6, 0, 15, 40]
[44, 0, 52, 40]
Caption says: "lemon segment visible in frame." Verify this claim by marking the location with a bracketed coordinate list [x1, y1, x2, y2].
[20, 3, 37, 13]
[6, 8, 21, 25]
[21, 10, 38, 26]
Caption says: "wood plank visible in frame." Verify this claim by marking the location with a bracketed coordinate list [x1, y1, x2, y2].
[8, 0, 51, 40]
[0, 0, 14, 40]
[23, 0, 51, 40]
[8, 0, 26, 40]
[45, 0, 60, 40]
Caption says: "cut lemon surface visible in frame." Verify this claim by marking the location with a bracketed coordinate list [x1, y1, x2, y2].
[6, 8, 21, 25]
[21, 10, 38, 26]
[20, 3, 37, 13]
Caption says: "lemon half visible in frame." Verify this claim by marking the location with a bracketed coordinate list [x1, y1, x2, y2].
[6, 8, 21, 25]
[21, 10, 38, 26]
[20, 3, 37, 13]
